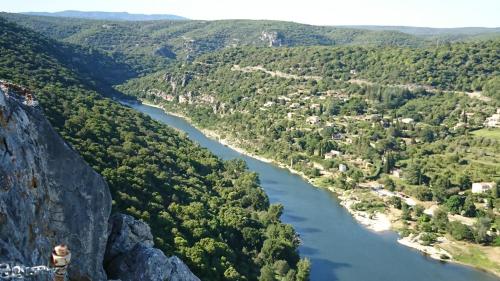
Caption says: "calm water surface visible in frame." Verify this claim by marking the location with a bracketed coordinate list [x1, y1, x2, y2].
[127, 102, 499, 281]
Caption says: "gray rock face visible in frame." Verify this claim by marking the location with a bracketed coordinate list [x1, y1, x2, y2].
[0, 82, 112, 280]
[166, 256, 202, 281]
[260, 31, 283, 47]
[0, 82, 200, 281]
[104, 213, 154, 264]
[105, 214, 200, 281]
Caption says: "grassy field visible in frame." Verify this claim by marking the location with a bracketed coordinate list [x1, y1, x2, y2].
[472, 128, 500, 141]
[443, 242, 500, 277]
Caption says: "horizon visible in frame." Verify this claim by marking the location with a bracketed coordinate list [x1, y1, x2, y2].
[16, 10, 500, 29]
[1, 0, 499, 28]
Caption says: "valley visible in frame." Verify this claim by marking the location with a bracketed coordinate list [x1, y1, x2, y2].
[129, 101, 500, 281]
[118, 40, 500, 276]
[0, 9, 499, 281]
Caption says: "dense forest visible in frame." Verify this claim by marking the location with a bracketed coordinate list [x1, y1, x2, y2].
[185, 42, 498, 92]
[0, 17, 309, 281]
[3, 12, 499, 68]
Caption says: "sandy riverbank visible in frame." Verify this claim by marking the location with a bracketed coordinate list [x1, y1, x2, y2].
[139, 100, 499, 276]
[339, 198, 392, 232]
[398, 235, 452, 260]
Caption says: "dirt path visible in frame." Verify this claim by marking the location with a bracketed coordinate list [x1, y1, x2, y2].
[232, 65, 322, 81]
[232, 65, 488, 101]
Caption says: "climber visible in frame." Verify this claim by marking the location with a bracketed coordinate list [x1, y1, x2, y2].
[51, 244, 71, 281]
[0, 244, 70, 280]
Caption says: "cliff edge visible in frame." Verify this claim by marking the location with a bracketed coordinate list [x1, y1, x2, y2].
[0, 82, 199, 281]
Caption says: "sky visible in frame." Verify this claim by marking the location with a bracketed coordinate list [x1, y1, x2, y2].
[1, 0, 499, 28]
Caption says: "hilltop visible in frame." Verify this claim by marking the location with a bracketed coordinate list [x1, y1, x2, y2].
[23, 10, 188, 21]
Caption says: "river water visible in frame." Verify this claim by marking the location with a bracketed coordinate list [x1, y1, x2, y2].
[127, 102, 499, 281]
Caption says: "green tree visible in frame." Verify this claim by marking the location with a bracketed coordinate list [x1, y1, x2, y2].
[383, 177, 396, 192]
[445, 195, 464, 214]
[447, 221, 473, 241]
[401, 202, 412, 220]
[296, 259, 311, 281]
[405, 162, 423, 185]
[458, 174, 472, 191]
[389, 196, 402, 209]
[259, 265, 276, 281]
[432, 207, 449, 231]
[474, 217, 492, 244]
[492, 183, 499, 199]
[414, 204, 425, 217]
[462, 196, 477, 217]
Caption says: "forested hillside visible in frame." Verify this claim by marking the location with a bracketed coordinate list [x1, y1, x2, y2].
[2, 10, 499, 277]
[0, 17, 309, 281]
[4, 12, 498, 69]
[196, 42, 499, 91]
[120, 40, 499, 95]
[118, 36, 500, 272]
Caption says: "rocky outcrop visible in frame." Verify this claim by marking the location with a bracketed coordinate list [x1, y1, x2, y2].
[0, 82, 112, 280]
[0, 82, 200, 281]
[181, 74, 191, 87]
[260, 31, 283, 47]
[154, 45, 177, 59]
[104, 214, 200, 281]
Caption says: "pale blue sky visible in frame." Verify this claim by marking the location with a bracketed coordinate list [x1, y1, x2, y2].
[1, 0, 498, 27]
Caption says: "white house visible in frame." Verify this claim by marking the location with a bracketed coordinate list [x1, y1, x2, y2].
[400, 118, 415, 124]
[306, 116, 320, 125]
[324, 150, 342, 159]
[484, 109, 500, 128]
[472, 182, 496, 194]
[339, 164, 347, 173]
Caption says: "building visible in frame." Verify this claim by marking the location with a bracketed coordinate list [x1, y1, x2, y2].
[472, 182, 496, 194]
[306, 116, 320, 125]
[400, 118, 415, 124]
[391, 169, 402, 178]
[484, 109, 500, 128]
[264, 101, 276, 107]
[339, 164, 347, 173]
[324, 150, 342, 159]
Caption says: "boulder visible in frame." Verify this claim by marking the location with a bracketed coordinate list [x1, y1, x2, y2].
[105, 214, 200, 281]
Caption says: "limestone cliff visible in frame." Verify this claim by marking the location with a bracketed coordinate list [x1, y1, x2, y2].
[0, 82, 112, 280]
[0, 82, 199, 281]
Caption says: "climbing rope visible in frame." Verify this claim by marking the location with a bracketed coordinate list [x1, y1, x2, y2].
[0, 244, 71, 280]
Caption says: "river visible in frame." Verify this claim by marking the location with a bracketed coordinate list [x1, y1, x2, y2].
[126, 101, 499, 281]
